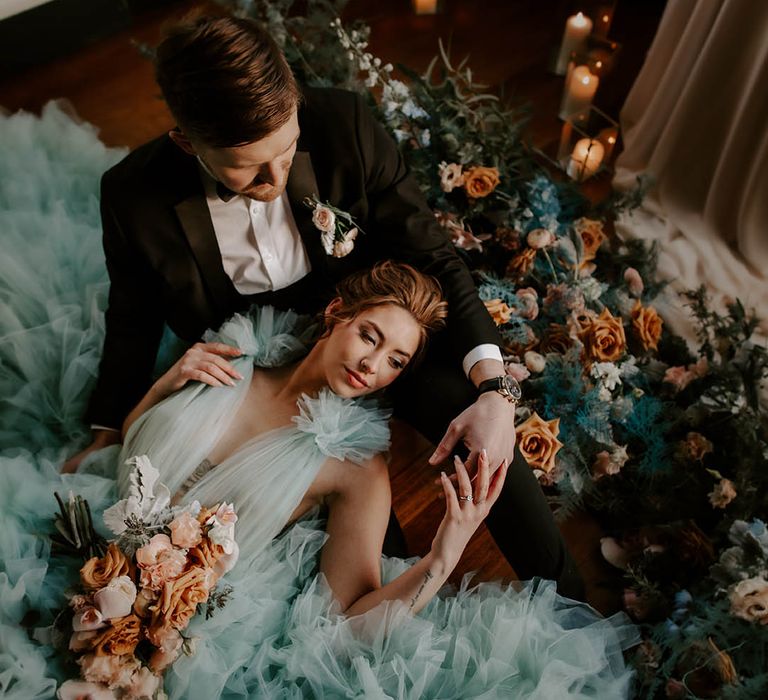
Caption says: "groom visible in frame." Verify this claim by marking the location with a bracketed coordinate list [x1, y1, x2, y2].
[68, 15, 583, 599]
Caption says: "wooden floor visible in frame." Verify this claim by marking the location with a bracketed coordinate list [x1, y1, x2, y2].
[0, 0, 663, 613]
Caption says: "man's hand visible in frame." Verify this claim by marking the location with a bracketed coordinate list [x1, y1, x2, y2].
[428, 391, 517, 474]
[61, 429, 122, 474]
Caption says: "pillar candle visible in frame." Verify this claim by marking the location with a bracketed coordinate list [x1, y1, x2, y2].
[555, 12, 593, 75]
[413, 0, 438, 14]
[559, 65, 599, 120]
[567, 138, 605, 181]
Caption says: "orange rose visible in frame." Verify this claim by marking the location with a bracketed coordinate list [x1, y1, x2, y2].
[483, 298, 512, 326]
[577, 308, 627, 364]
[505, 248, 537, 280]
[90, 613, 141, 657]
[463, 166, 500, 199]
[631, 301, 663, 351]
[187, 538, 224, 572]
[574, 217, 606, 266]
[517, 412, 564, 474]
[80, 543, 132, 592]
[150, 566, 211, 635]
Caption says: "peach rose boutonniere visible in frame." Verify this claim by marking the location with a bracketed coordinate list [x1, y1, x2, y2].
[577, 307, 627, 365]
[516, 412, 564, 474]
[463, 165, 500, 199]
[631, 301, 663, 352]
[304, 195, 365, 258]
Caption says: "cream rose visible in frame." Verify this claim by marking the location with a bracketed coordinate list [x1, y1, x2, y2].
[729, 576, 768, 624]
[505, 362, 530, 383]
[463, 165, 500, 199]
[516, 412, 563, 474]
[311, 204, 336, 233]
[94, 575, 137, 620]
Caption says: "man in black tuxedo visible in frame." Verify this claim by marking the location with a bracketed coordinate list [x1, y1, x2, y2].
[66, 16, 583, 599]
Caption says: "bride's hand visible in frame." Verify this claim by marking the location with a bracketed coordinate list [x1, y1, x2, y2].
[153, 342, 244, 398]
[431, 449, 508, 568]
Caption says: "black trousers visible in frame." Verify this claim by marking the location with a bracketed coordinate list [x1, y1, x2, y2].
[388, 335, 586, 602]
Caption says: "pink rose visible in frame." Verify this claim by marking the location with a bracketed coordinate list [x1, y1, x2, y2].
[94, 575, 137, 620]
[123, 667, 161, 700]
[148, 627, 184, 673]
[526, 228, 554, 249]
[78, 653, 139, 690]
[136, 534, 187, 591]
[623, 267, 644, 296]
[57, 679, 116, 700]
[311, 205, 335, 233]
[168, 511, 202, 549]
[438, 161, 465, 193]
[505, 362, 530, 383]
[72, 606, 107, 632]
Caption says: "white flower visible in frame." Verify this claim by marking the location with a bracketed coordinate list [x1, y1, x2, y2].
[438, 162, 464, 193]
[578, 277, 603, 302]
[94, 576, 137, 620]
[591, 361, 622, 391]
[320, 230, 334, 256]
[103, 456, 170, 535]
[207, 503, 238, 555]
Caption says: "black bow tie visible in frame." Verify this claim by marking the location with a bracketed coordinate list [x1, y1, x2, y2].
[216, 181, 238, 202]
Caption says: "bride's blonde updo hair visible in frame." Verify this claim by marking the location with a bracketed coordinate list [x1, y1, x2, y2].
[325, 261, 448, 365]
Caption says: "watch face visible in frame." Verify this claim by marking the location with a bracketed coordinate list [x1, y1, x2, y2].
[501, 375, 522, 401]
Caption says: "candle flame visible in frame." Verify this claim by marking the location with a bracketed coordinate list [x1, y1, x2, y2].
[574, 12, 587, 26]
[608, 136, 616, 144]
[602, 14, 610, 22]
[581, 76, 590, 85]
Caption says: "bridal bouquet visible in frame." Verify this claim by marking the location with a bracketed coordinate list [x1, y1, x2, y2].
[53, 456, 238, 700]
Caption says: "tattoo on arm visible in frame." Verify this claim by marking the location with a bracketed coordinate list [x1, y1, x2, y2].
[409, 569, 434, 610]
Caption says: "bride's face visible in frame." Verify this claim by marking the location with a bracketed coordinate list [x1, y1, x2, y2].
[323, 303, 422, 398]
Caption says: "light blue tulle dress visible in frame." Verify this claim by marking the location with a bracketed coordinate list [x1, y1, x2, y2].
[0, 104, 639, 699]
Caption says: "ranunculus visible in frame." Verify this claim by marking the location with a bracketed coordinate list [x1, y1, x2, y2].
[148, 627, 184, 673]
[624, 267, 644, 296]
[684, 432, 713, 461]
[526, 228, 553, 249]
[505, 361, 530, 383]
[437, 161, 465, 192]
[514, 287, 539, 320]
[168, 511, 203, 549]
[72, 606, 107, 632]
[57, 679, 116, 700]
[462, 165, 500, 199]
[136, 534, 187, 591]
[729, 576, 768, 624]
[90, 614, 142, 657]
[311, 204, 335, 233]
[631, 301, 663, 352]
[94, 575, 137, 620]
[151, 566, 211, 635]
[124, 666, 161, 699]
[505, 248, 537, 280]
[577, 307, 627, 364]
[78, 653, 139, 689]
[708, 478, 737, 509]
[516, 412, 563, 474]
[80, 544, 132, 592]
[523, 350, 546, 373]
[483, 298, 512, 326]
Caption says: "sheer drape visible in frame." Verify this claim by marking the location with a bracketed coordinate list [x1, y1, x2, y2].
[613, 0, 768, 337]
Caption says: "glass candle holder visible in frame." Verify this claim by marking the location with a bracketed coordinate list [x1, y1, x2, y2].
[556, 105, 619, 181]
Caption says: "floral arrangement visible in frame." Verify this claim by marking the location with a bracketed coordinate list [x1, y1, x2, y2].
[304, 194, 364, 257]
[53, 456, 238, 700]
[221, 1, 767, 695]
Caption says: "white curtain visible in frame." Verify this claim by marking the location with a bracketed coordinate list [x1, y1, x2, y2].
[613, 0, 768, 340]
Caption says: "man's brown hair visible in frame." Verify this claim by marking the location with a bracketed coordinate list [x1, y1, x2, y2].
[155, 16, 300, 147]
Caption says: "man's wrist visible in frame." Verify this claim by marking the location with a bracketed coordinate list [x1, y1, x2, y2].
[468, 358, 506, 388]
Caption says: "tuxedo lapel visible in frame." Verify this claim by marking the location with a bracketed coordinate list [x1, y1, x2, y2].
[286, 151, 331, 285]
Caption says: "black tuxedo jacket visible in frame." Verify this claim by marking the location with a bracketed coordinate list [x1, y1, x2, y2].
[87, 87, 501, 428]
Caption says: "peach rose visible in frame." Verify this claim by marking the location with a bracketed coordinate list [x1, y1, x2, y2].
[438, 161, 465, 193]
[729, 576, 768, 625]
[631, 301, 663, 351]
[124, 667, 161, 700]
[577, 307, 627, 364]
[526, 228, 553, 249]
[463, 165, 500, 199]
[483, 298, 512, 326]
[90, 614, 141, 657]
[136, 534, 187, 591]
[57, 679, 116, 700]
[168, 511, 203, 549]
[624, 267, 644, 296]
[78, 653, 139, 689]
[80, 544, 132, 592]
[684, 432, 713, 461]
[505, 248, 537, 280]
[516, 412, 563, 474]
[151, 566, 211, 635]
[148, 627, 184, 673]
[187, 538, 224, 572]
[311, 204, 335, 233]
[708, 478, 736, 509]
[574, 217, 606, 262]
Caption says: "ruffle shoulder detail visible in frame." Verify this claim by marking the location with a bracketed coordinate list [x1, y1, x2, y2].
[293, 389, 391, 464]
[203, 306, 317, 368]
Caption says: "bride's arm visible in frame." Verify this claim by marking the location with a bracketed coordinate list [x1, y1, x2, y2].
[321, 450, 508, 617]
[121, 341, 243, 438]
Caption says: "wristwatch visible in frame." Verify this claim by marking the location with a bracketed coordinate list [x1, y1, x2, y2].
[477, 375, 522, 403]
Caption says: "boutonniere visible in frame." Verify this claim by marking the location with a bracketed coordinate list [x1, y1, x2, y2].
[304, 195, 364, 258]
